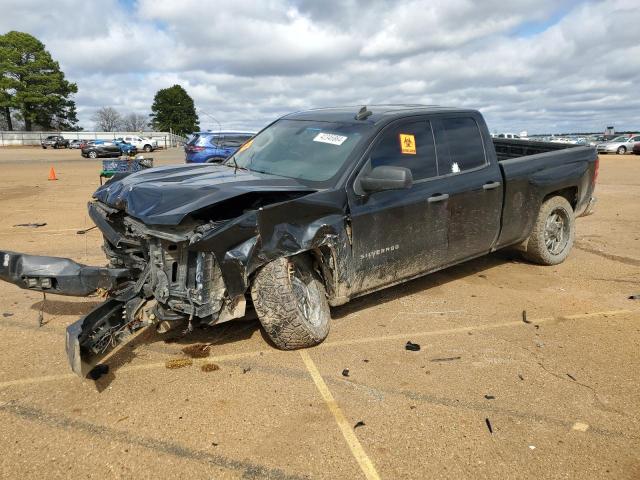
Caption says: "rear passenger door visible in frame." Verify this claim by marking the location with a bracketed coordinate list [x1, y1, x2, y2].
[432, 116, 502, 264]
[347, 118, 449, 294]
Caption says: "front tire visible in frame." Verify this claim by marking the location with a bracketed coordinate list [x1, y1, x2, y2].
[617, 146, 626, 155]
[143, 144, 152, 152]
[251, 256, 331, 350]
[88, 151, 98, 159]
[523, 196, 575, 265]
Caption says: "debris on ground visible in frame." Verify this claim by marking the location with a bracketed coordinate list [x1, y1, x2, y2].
[87, 364, 109, 380]
[405, 341, 421, 351]
[242, 367, 251, 374]
[484, 395, 496, 400]
[13, 222, 47, 228]
[354, 421, 366, 429]
[522, 310, 531, 324]
[342, 368, 350, 377]
[572, 422, 590, 432]
[529, 445, 536, 450]
[629, 294, 640, 300]
[165, 358, 193, 369]
[76, 225, 97, 235]
[363, 359, 369, 363]
[431, 356, 461, 362]
[566, 373, 577, 381]
[518, 374, 525, 381]
[485, 418, 493, 434]
[478, 274, 487, 279]
[181, 344, 210, 358]
[116, 416, 129, 423]
[535, 340, 545, 348]
[2, 312, 14, 318]
[201, 363, 220, 372]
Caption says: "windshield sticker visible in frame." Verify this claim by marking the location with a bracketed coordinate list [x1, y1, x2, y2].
[399, 134, 416, 154]
[313, 132, 348, 146]
[238, 138, 253, 153]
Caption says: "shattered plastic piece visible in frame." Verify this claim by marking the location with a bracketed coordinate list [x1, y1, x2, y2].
[87, 364, 109, 380]
[201, 363, 220, 372]
[13, 223, 47, 228]
[405, 341, 421, 351]
[2, 312, 13, 317]
[484, 395, 495, 400]
[522, 310, 531, 324]
[485, 418, 493, 434]
[181, 344, 210, 358]
[165, 358, 193, 369]
[529, 445, 536, 450]
[629, 294, 640, 300]
[354, 421, 366, 429]
[342, 368, 350, 377]
[430, 356, 461, 362]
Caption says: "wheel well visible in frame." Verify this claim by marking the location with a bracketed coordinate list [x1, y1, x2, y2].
[544, 187, 578, 210]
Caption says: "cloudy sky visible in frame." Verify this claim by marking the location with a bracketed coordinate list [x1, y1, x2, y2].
[2, 0, 639, 134]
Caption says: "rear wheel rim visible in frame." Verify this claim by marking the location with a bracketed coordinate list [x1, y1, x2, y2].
[544, 208, 570, 255]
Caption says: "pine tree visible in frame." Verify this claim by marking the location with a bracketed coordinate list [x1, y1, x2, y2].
[0, 31, 79, 131]
[149, 85, 199, 136]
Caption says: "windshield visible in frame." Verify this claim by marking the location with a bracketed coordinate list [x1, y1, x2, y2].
[225, 119, 369, 185]
[609, 136, 627, 142]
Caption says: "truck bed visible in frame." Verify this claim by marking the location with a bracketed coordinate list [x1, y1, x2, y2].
[494, 140, 597, 249]
[492, 138, 576, 161]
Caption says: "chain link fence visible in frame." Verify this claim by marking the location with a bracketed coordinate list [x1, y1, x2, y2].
[0, 131, 187, 148]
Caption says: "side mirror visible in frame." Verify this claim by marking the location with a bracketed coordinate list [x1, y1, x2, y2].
[359, 165, 413, 194]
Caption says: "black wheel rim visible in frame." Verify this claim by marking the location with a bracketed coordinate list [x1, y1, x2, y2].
[544, 208, 570, 255]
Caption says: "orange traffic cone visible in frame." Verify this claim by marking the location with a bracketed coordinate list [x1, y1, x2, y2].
[48, 166, 58, 181]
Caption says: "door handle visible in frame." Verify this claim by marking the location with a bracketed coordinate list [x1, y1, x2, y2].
[482, 181, 501, 190]
[428, 193, 449, 203]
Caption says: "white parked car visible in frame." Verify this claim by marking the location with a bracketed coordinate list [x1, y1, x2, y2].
[596, 135, 640, 155]
[118, 135, 158, 152]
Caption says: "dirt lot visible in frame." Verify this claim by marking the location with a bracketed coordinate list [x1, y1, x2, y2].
[0, 147, 638, 479]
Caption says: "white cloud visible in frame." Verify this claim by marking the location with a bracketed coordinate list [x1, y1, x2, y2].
[0, 0, 638, 133]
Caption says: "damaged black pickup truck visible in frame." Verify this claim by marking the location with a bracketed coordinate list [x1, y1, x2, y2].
[0, 105, 598, 377]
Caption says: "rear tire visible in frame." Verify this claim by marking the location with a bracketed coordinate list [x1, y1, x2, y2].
[144, 144, 152, 152]
[251, 256, 330, 350]
[88, 151, 98, 159]
[523, 196, 575, 266]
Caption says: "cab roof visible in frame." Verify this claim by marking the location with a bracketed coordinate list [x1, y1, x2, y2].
[282, 105, 479, 125]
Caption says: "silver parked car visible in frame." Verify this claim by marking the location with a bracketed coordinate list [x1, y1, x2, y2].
[596, 135, 640, 154]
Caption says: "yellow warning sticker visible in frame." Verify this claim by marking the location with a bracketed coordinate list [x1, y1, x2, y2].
[399, 134, 416, 155]
[238, 138, 253, 153]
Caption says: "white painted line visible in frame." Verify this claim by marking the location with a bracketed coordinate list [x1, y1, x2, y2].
[300, 350, 381, 480]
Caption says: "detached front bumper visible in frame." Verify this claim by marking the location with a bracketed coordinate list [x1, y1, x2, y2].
[0, 251, 130, 296]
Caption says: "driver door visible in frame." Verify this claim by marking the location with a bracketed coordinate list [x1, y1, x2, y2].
[346, 118, 449, 295]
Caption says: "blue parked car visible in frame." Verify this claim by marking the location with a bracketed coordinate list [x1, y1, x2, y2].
[184, 131, 254, 163]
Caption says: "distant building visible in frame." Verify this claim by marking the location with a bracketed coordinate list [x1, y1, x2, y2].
[605, 126, 615, 135]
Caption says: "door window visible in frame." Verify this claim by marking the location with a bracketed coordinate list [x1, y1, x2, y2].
[434, 117, 486, 174]
[369, 121, 437, 180]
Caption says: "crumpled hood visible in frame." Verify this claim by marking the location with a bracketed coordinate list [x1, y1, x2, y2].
[93, 164, 316, 225]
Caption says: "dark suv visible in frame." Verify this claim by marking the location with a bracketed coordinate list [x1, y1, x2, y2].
[41, 135, 69, 149]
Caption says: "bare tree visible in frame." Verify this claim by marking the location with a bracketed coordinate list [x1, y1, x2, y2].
[122, 112, 149, 132]
[92, 107, 122, 131]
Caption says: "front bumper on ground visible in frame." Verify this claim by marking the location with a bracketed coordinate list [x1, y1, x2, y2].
[0, 251, 129, 296]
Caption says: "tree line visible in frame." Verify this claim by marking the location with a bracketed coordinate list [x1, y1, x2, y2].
[1, 31, 199, 136]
